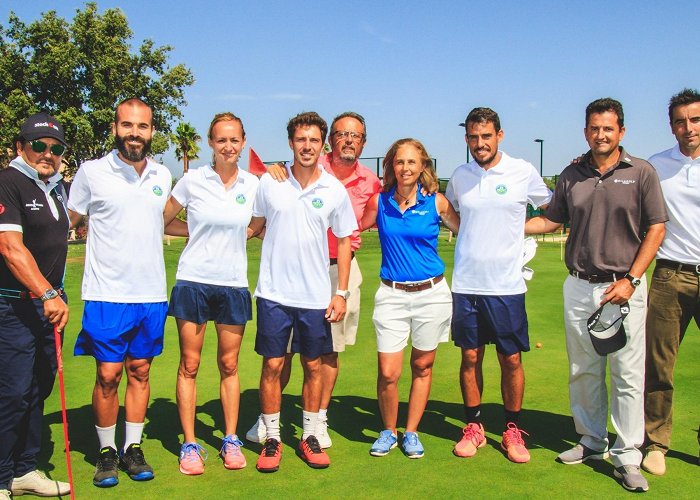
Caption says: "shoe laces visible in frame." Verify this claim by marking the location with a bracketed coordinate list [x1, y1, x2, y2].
[377, 430, 396, 444]
[462, 423, 484, 444]
[404, 432, 419, 446]
[97, 447, 118, 468]
[221, 435, 244, 455]
[503, 423, 529, 446]
[262, 438, 281, 457]
[303, 436, 323, 453]
[125, 444, 147, 465]
[181, 442, 208, 462]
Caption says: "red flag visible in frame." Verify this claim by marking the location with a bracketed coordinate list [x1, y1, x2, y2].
[248, 147, 267, 176]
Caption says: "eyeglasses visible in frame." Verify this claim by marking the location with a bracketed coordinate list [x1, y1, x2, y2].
[332, 130, 365, 142]
[30, 140, 66, 156]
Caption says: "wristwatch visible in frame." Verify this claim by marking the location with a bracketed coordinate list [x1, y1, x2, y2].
[624, 273, 641, 288]
[336, 289, 350, 300]
[40, 288, 59, 301]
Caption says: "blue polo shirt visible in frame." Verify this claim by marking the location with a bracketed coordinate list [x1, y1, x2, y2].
[376, 185, 445, 282]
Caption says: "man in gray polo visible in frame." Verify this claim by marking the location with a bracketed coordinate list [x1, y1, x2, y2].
[526, 98, 667, 493]
[642, 88, 700, 476]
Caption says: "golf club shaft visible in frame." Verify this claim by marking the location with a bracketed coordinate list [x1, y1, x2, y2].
[54, 325, 75, 500]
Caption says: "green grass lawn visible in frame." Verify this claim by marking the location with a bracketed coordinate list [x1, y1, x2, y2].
[41, 232, 699, 498]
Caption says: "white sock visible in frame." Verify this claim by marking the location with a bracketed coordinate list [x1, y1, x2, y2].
[262, 413, 281, 441]
[123, 421, 144, 452]
[95, 424, 117, 450]
[302, 411, 319, 440]
[319, 408, 328, 421]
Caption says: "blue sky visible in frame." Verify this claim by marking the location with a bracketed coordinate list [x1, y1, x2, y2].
[5, 1, 698, 179]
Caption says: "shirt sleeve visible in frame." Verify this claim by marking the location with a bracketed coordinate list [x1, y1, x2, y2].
[252, 174, 270, 217]
[544, 170, 570, 224]
[170, 173, 191, 208]
[67, 163, 91, 215]
[330, 188, 359, 238]
[640, 162, 669, 226]
[0, 177, 23, 232]
[526, 165, 553, 208]
[445, 175, 458, 212]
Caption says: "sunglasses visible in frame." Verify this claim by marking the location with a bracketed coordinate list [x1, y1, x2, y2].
[30, 140, 66, 156]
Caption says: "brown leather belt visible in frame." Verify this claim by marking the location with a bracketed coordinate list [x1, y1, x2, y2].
[568, 270, 623, 284]
[656, 259, 700, 275]
[381, 275, 444, 292]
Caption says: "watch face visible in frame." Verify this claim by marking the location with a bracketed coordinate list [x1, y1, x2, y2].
[42, 289, 59, 301]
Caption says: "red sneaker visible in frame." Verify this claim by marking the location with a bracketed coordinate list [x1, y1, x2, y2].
[501, 423, 530, 463]
[453, 423, 487, 458]
[298, 436, 330, 469]
[256, 438, 282, 473]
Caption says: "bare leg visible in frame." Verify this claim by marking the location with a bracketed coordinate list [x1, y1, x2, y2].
[459, 347, 485, 406]
[93, 361, 124, 427]
[376, 351, 404, 431]
[497, 351, 524, 412]
[216, 323, 244, 437]
[259, 356, 285, 414]
[405, 348, 437, 432]
[124, 356, 153, 423]
[319, 352, 338, 410]
[300, 355, 323, 412]
[175, 319, 206, 443]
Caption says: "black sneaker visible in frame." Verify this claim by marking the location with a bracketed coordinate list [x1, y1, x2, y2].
[119, 443, 154, 481]
[93, 446, 119, 488]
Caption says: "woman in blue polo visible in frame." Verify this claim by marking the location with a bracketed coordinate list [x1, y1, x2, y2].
[360, 138, 460, 459]
[163, 112, 258, 475]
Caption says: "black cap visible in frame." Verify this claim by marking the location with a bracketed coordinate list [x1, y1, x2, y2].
[586, 302, 629, 355]
[20, 112, 66, 146]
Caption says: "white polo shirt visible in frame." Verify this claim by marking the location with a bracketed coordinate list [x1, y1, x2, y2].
[649, 145, 700, 264]
[446, 152, 551, 295]
[172, 165, 259, 286]
[253, 164, 357, 309]
[68, 150, 172, 302]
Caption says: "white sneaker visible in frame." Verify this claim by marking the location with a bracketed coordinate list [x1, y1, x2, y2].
[315, 415, 332, 449]
[245, 413, 267, 444]
[10, 470, 70, 497]
[1, 489, 11, 500]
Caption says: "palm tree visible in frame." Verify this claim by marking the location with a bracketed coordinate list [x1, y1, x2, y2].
[172, 122, 201, 173]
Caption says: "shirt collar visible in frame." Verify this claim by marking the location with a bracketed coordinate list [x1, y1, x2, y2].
[108, 150, 156, 176]
[9, 155, 63, 189]
[581, 146, 631, 176]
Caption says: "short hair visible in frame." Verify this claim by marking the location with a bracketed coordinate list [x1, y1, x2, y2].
[330, 111, 367, 139]
[585, 98, 624, 128]
[208, 112, 245, 139]
[668, 88, 700, 123]
[464, 107, 501, 133]
[114, 97, 153, 125]
[286, 111, 328, 143]
[382, 138, 439, 193]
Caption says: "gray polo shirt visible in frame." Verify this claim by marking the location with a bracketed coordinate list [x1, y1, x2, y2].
[546, 147, 668, 275]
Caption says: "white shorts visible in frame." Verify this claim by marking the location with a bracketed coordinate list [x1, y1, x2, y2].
[329, 257, 363, 352]
[372, 277, 452, 353]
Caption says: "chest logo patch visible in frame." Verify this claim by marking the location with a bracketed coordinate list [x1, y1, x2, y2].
[613, 179, 636, 185]
[495, 184, 507, 195]
[26, 199, 44, 211]
[235, 194, 246, 204]
[0, 203, 4, 215]
[311, 198, 324, 209]
[152, 185, 163, 196]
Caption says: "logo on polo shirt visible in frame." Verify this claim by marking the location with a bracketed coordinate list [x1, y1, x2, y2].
[613, 179, 636, 185]
[410, 209, 429, 216]
[495, 184, 507, 195]
[235, 194, 246, 204]
[311, 198, 324, 209]
[26, 199, 43, 211]
[152, 185, 163, 196]
[0, 203, 5, 215]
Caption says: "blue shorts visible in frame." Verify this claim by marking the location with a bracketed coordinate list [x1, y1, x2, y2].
[451, 293, 529, 355]
[74, 301, 168, 362]
[255, 297, 332, 359]
[168, 280, 252, 325]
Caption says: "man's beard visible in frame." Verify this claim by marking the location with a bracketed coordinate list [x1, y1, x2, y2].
[115, 134, 152, 162]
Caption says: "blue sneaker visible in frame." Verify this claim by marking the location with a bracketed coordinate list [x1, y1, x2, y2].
[402, 432, 424, 459]
[370, 430, 398, 457]
[120, 443, 154, 481]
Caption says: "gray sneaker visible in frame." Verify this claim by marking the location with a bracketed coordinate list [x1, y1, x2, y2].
[556, 443, 609, 464]
[614, 465, 649, 492]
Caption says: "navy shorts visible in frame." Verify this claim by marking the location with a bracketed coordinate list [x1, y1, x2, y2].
[451, 293, 530, 355]
[255, 297, 332, 359]
[168, 280, 252, 326]
[74, 301, 168, 362]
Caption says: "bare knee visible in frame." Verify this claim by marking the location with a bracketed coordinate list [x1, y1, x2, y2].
[179, 353, 201, 380]
[498, 352, 522, 373]
[96, 365, 123, 396]
[126, 358, 152, 385]
[218, 352, 239, 378]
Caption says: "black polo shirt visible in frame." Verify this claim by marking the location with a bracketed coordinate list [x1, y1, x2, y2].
[0, 164, 69, 291]
[546, 147, 668, 275]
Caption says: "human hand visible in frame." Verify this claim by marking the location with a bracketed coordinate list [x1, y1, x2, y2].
[600, 279, 634, 305]
[44, 294, 69, 331]
[325, 296, 347, 323]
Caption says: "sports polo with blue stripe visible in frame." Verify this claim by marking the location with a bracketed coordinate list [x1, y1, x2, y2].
[375, 185, 445, 282]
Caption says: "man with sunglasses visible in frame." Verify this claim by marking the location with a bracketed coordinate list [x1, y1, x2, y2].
[246, 112, 381, 448]
[0, 112, 71, 498]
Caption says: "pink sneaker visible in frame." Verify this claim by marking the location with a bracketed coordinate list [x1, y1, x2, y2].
[453, 423, 487, 458]
[220, 435, 247, 469]
[501, 423, 530, 463]
[179, 443, 207, 475]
